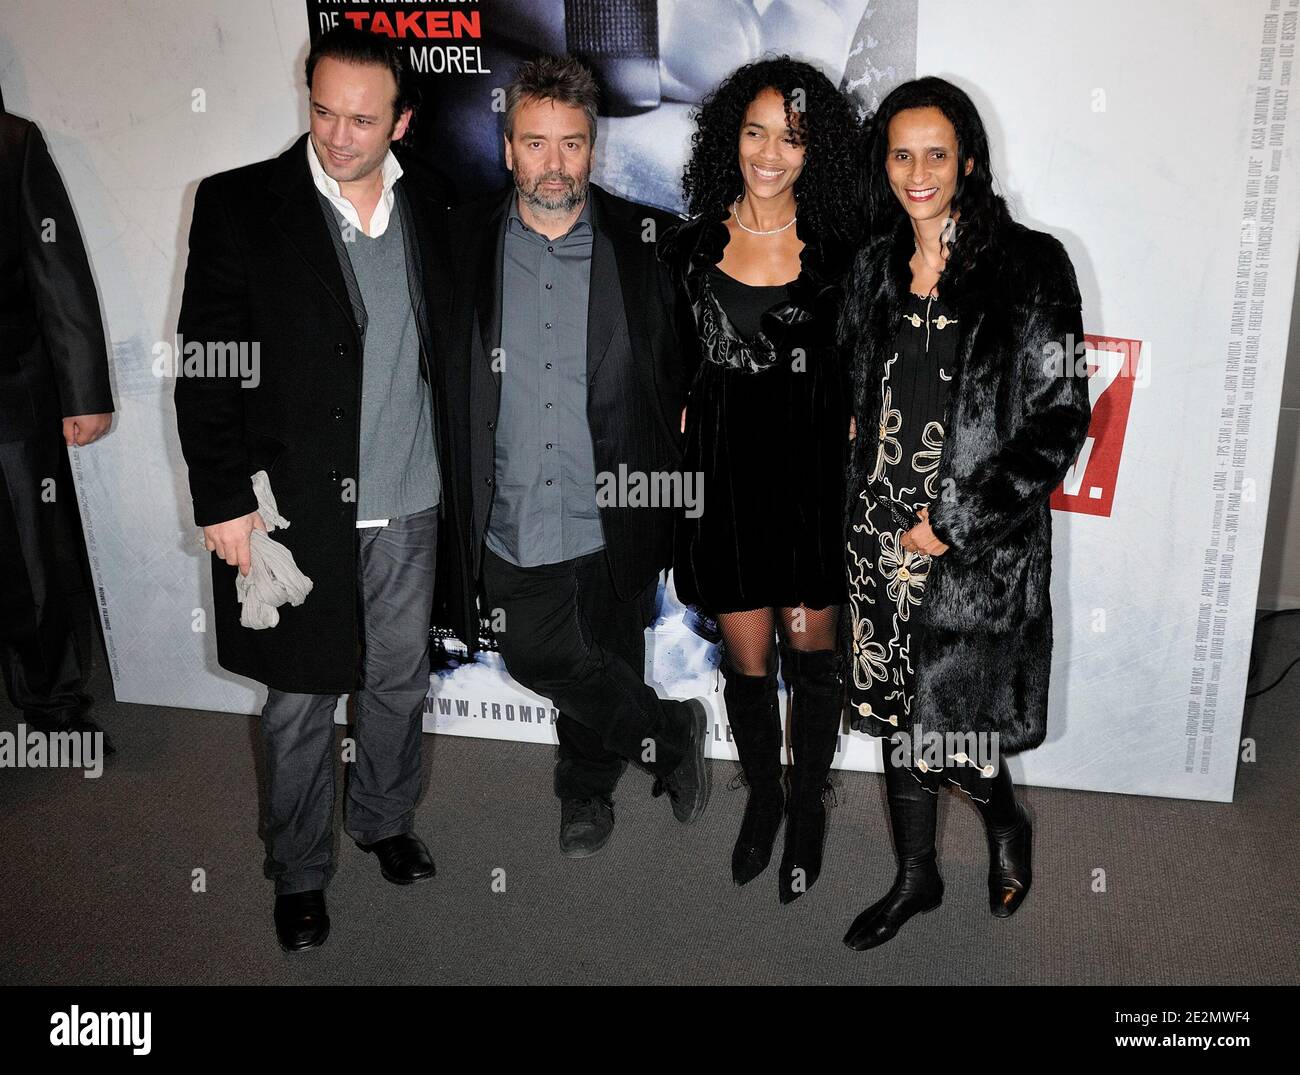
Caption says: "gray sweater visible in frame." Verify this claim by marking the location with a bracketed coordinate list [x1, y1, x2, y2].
[336, 198, 440, 520]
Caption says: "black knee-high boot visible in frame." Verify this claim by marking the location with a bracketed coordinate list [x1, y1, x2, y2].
[722, 662, 785, 885]
[971, 762, 1032, 917]
[843, 759, 943, 950]
[777, 646, 842, 905]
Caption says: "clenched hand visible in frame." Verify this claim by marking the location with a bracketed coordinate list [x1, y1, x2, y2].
[203, 511, 268, 577]
[901, 505, 949, 557]
[62, 413, 112, 446]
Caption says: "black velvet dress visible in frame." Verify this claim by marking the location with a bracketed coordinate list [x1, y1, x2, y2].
[845, 290, 996, 801]
[658, 213, 849, 615]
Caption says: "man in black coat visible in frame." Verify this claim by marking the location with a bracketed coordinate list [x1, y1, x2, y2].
[0, 106, 115, 752]
[174, 28, 455, 952]
[439, 56, 710, 858]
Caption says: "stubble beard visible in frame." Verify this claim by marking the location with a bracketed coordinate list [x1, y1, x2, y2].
[517, 168, 590, 215]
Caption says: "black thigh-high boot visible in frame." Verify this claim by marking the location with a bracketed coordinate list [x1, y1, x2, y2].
[722, 662, 785, 885]
[777, 646, 843, 904]
[971, 762, 1032, 917]
[843, 758, 943, 950]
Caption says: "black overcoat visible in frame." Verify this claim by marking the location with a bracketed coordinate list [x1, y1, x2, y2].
[842, 213, 1092, 754]
[174, 133, 454, 694]
[0, 113, 113, 441]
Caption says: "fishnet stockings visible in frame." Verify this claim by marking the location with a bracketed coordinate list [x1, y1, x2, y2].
[718, 605, 839, 676]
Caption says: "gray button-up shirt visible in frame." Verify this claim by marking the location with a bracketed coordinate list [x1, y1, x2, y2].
[485, 195, 605, 567]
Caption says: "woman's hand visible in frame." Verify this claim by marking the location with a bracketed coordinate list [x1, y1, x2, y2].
[848, 416, 857, 441]
[681, 406, 687, 434]
[901, 506, 949, 557]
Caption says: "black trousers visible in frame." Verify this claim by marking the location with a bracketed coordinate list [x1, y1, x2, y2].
[0, 432, 91, 723]
[481, 546, 686, 800]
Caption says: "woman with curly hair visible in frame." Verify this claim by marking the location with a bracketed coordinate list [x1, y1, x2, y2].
[658, 57, 860, 903]
[838, 77, 1092, 948]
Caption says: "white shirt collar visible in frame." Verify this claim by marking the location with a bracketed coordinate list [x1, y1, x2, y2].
[306, 136, 404, 238]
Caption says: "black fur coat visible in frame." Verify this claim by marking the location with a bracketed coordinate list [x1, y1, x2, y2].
[841, 213, 1092, 755]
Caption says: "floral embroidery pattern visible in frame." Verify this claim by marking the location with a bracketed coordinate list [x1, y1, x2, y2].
[871, 377, 902, 482]
[912, 421, 945, 500]
[850, 607, 890, 691]
[847, 290, 997, 799]
[878, 530, 930, 621]
[847, 292, 955, 742]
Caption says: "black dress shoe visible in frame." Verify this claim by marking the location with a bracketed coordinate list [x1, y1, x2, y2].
[28, 713, 116, 756]
[559, 795, 614, 857]
[80, 717, 115, 757]
[274, 889, 329, 952]
[357, 832, 436, 885]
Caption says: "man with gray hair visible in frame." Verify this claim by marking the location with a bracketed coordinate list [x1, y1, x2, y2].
[438, 55, 710, 857]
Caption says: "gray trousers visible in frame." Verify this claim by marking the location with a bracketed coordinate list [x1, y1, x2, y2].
[261, 506, 437, 895]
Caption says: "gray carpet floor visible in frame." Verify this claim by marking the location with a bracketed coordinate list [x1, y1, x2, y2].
[2, 615, 1298, 986]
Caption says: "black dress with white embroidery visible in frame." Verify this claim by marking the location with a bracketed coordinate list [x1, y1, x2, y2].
[845, 291, 996, 800]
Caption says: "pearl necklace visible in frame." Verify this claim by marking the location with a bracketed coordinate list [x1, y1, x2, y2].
[731, 197, 796, 236]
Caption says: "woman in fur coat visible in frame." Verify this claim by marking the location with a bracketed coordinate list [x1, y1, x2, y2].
[839, 76, 1092, 949]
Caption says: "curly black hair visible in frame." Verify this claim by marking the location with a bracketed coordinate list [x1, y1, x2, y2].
[863, 76, 1013, 277]
[681, 56, 864, 243]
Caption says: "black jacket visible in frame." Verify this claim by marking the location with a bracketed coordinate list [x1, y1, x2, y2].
[437, 184, 688, 652]
[174, 133, 453, 694]
[842, 213, 1092, 754]
[0, 113, 113, 443]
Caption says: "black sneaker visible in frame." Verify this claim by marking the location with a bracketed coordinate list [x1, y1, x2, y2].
[559, 795, 615, 857]
[651, 698, 711, 824]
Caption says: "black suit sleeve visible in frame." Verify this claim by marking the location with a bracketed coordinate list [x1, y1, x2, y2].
[174, 177, 257, 527]
[18, 123, 113, 417]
